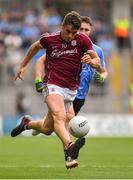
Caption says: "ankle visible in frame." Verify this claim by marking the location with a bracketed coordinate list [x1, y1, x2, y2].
[24, 120, 30, 130]
[64, 142, 73, 150]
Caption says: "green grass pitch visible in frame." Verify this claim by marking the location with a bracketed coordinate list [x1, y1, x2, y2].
[0, 136, 133, 179]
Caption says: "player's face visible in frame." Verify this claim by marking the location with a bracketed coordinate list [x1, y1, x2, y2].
[61, 24, 79, 42]
[79, 22, 91, 36]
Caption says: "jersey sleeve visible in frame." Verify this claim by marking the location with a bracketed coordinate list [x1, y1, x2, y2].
[93, 44, 106, 68]
[80, 33, 93, 53]
[97, 47, 106, 67]
[40, 33, 49, 49]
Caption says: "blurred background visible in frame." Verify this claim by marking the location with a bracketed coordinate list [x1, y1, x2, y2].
[0, 0, 133, 136]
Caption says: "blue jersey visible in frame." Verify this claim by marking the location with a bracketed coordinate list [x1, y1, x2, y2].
[76, 44, 106, 99]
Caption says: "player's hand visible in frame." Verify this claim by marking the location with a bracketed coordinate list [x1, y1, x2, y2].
[35, 79, 44, 93]
[81, 54, 100, 69]
[81, 54, 92, 64]
[14, 66, 26, 81]
[93, 71, 105, 84]
[89, 58, 100, 69]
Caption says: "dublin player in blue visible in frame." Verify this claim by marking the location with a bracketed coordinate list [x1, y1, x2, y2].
[73, 16, 108, 115]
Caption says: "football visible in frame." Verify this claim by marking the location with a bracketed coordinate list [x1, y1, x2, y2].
[69, 116, 90, 138]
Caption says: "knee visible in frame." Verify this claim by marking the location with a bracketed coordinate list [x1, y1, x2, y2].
[44, 130, 53, 136]
[66, 113, 74, 123]
[53, 110, 66, 122]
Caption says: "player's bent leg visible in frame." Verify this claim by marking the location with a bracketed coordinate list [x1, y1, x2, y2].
[32, 114, 54, 136]
[11, 114, 54, 137]
[42, 112, 54, 135]
[31, 119, 44, 136]
[32, 126, 53, 136]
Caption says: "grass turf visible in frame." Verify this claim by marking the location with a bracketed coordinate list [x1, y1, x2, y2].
[0, 136, 133, 179]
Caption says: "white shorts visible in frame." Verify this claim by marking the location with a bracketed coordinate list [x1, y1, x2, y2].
[43, 84, 77, 111]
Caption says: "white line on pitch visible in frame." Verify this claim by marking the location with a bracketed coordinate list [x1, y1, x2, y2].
[0, 165, 133, 168]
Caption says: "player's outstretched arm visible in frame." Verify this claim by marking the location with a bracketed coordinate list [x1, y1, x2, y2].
[35, 55, 46, 93]
[15, 41, 42, 81]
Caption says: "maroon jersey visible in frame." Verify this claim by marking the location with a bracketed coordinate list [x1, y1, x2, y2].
[40, 31, 93, 90]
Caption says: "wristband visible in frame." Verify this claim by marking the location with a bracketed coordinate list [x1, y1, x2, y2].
[35, 79, 42, 83]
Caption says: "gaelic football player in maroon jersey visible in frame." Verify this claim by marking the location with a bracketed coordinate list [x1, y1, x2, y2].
[11, 11, 101, 169]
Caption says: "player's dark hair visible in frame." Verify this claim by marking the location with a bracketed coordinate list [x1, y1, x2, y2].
[62, 11, 81, 29]
[81, 16, 93, 26]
